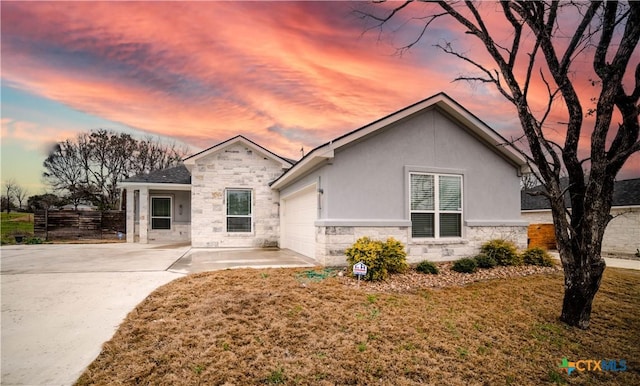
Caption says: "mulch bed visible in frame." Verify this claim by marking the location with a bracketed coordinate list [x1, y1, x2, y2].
[337, 263, 563, 293]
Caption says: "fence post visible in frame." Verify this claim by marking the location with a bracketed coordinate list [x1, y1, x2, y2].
[44, 208, 49, 241]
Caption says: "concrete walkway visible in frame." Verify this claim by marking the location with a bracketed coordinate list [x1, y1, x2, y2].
[169, 247, 316, 274]
[0, 243, 314, 386]
[548, 252, 640, 270]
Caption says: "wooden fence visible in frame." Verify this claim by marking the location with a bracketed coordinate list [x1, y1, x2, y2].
[34, 210, 125, 240]
[527, 223, 557, 250]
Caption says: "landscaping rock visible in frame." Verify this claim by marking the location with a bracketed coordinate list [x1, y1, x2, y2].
[340, 263, 562, 293]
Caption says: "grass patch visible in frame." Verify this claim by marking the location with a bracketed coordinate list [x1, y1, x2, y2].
[76, 268, 640, 385]
[1, 212, 34, 243]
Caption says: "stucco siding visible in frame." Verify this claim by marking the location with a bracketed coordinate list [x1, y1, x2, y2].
[278, 166, 328, 220]
[190, 143, 284, 248]
[325, 108, 522, 223]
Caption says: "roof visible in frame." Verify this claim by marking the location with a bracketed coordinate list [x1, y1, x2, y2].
[521, 178, 640, 210]
[121, 164, 191, 185]
[183, 135, 293, 170]
[270, 92, 528, 190]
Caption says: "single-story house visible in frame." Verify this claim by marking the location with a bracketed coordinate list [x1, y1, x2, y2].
[522, 178, 640, 256]
[120, 93, 529, 266]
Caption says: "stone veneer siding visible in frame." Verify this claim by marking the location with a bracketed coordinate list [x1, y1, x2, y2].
[191, 143, 284, 248]
[315, 225, 528, 266]
[148, 223, 190, 243]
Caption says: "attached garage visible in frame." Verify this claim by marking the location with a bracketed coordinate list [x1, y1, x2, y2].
[280, 184, 317, 259]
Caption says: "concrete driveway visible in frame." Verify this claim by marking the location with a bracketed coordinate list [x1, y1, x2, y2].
[1, 243, 314, 386]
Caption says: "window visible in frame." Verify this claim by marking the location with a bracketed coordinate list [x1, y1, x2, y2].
[410, 173, 462, 238]
[226, 189, 252, 232]
[151, 197, 171, 230]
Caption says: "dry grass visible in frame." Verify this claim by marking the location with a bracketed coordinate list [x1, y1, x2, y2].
[77, 267, 639, 385]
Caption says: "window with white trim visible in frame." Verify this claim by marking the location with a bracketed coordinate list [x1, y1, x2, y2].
[410, 173, 462, 238]
[151, 196, 171, 230]
[226, 189, 252, 232]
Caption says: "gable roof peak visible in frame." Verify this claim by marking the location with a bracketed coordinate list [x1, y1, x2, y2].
[183, 135, 293, 169]
[271, 92, 527, 190]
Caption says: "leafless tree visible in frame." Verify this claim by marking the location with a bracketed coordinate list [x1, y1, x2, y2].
[13, 184, 28, 210]
[358, 1, 639, 328]
[43, 129, 189, 210]
[2, 179, 17, 213]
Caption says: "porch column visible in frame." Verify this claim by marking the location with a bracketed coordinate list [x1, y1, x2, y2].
[126, 188, 135, 243]
[139, 187, 149, 243]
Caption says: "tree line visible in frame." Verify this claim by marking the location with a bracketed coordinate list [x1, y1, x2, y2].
[2, 129, 188, 213]
[42, 129, 189, 210]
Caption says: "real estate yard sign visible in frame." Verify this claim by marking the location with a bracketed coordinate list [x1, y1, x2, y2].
[353, 261, 367, 286]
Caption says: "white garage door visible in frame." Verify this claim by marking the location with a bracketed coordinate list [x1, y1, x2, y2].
[281, 185, 317, 259]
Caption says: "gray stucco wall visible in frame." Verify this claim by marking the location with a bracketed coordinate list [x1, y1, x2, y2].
[320, 108, 522, 224]
[279, 164, 328, 219]
[277, 106, 527, 264]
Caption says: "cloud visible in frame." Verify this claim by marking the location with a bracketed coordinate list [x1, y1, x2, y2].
[1, 1, 638, 177]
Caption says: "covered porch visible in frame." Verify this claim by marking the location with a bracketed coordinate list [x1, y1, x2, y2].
[124, 184, 191, 243]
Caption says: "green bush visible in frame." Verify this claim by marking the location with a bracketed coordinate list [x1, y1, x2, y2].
[480, 239, 522, 266]
[382, 237, 409, 274]
[451, 258, 478, 274]
[345, 237, 408, 281]
[416, 260, 439, 274]
[521, 247, 555, 267]
[474, 253, 497, 269]
[24, 237, 43, 245]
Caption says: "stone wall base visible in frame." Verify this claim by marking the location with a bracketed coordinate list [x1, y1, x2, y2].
[191, 234, 278, 248]
[148, 223, 191, 243]
[315, 225, 528, 266]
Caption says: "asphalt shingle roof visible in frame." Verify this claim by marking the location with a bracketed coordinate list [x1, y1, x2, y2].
[123, 164, 191, 184]
[521, 178, 640, 210]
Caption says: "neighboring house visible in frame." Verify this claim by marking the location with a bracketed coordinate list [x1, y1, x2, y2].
[120, 93, 529, 266]
[57, 203, 97, 211]
[521, 178, 640, 256]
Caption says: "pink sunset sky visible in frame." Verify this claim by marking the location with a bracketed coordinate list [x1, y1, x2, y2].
[1, 1, 638, 194]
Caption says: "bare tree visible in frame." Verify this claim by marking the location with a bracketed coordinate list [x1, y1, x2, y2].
[2, 179, 17, 213]
[13, 184, 28, 210]
[43, 129, 189, 210]
[359, 1, 639, 328]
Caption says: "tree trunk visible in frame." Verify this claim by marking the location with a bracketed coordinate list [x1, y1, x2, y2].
[559, 257, 606, 329]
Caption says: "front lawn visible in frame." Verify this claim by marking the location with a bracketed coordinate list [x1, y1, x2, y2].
[0, 212, 34, 243]
[77, 268, 639, 385]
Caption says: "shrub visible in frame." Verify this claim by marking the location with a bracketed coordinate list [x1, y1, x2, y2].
[345, 237, 408, 281]
[474, 253, 497, 269]
[480, 239, 522, 266]
[451, 258, 478, 274]
[382, 237, 409, 274]
[25, 236, 43, 245]
[416, 260, 439, 274]
[521, 247, 555, 267]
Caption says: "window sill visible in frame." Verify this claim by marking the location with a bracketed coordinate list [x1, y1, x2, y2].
[224, 232, 255, 237]
[409, 238, 468, 245]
